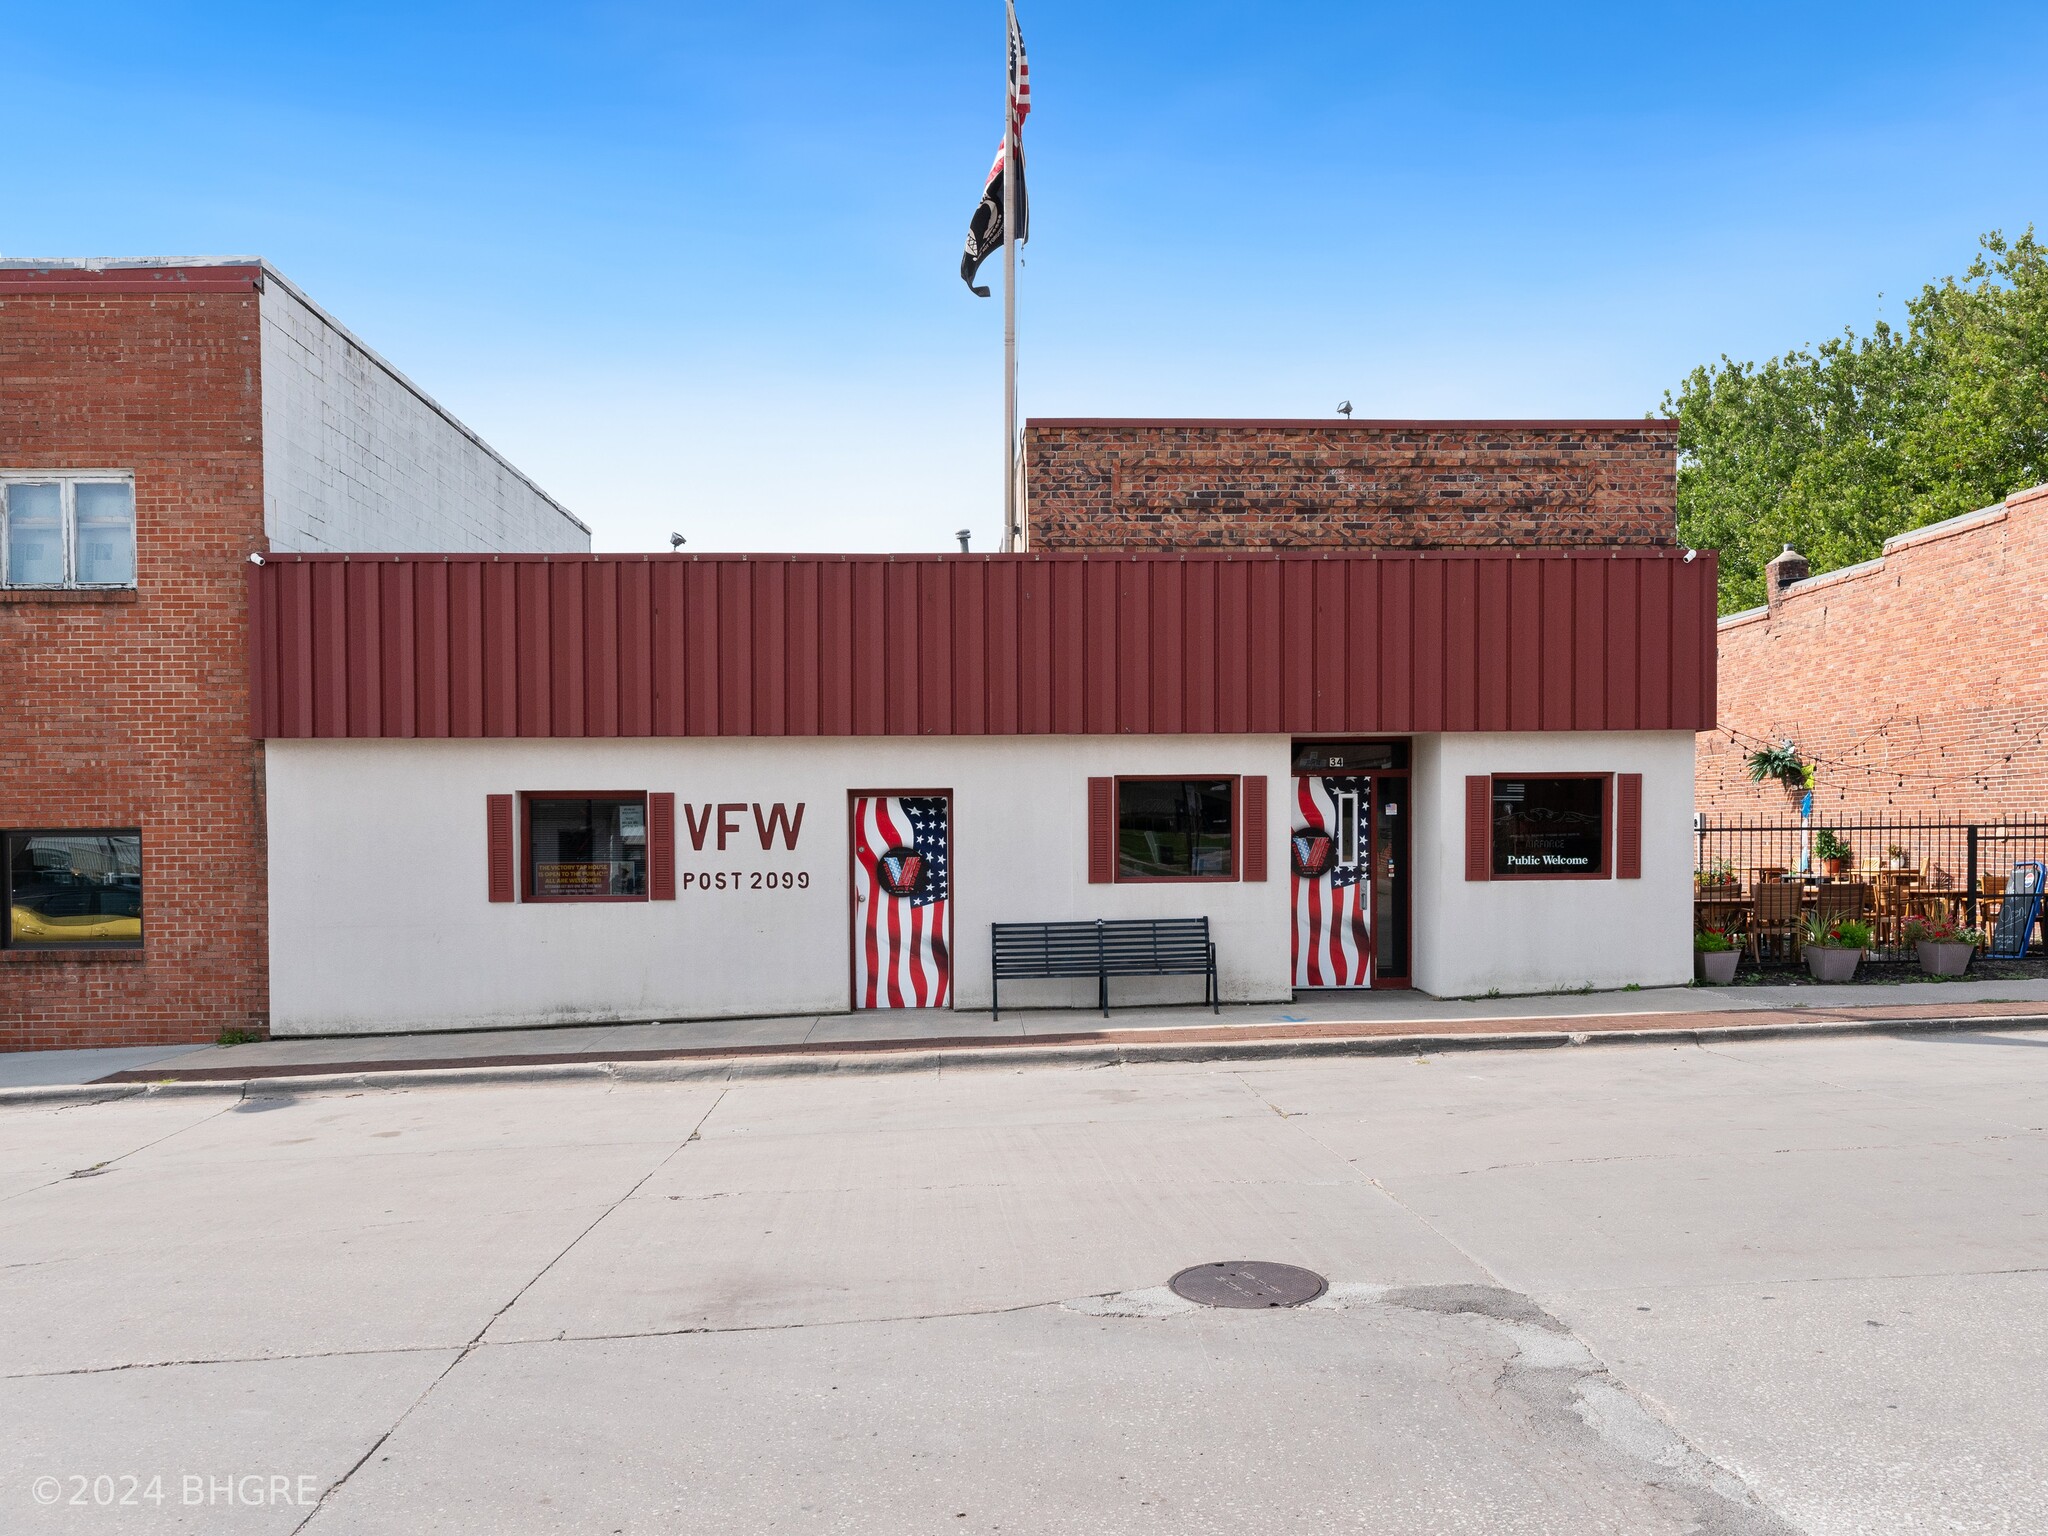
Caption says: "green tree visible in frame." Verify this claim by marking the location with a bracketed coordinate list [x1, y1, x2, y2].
[1664, 230, 2048, 612]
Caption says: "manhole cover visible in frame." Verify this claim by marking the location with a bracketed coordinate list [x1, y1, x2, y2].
[1169, 1261, 1327, 1308]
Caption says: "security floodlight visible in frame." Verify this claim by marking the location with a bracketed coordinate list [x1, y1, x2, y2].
[1337, 400, 1353, 418]
[956, 529, 972, 552]
[669, 533, 686, 549]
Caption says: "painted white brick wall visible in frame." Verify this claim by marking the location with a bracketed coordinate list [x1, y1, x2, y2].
[258, 274, 589, 553]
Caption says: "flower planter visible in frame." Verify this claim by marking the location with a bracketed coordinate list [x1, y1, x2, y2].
[1696, 949, 1740, 985]
[1804, 944, 1863, 983]
[1821, 858, 1847, 877]
[1916, 940, 1974, 977]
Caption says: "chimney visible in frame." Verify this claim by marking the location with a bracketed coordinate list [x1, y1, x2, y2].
[1765, 544, 1809, 612]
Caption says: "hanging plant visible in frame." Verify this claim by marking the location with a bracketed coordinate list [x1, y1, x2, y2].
[1744, 740, 1811, 793]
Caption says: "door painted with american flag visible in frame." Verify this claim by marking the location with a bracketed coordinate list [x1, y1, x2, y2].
[850, 794, 952, 1009]
[1292, 775, 1373, 988]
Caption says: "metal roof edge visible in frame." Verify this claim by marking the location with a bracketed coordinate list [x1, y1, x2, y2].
[0, 255, 264, 270]
[256, 545, 1695, 565]
[1879, 500, 2009, 556]
[1025, 417, 1678, 432]
[1718, 605, 1768, 629]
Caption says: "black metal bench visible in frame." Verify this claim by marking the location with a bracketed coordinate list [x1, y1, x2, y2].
[990, 917, 1218, 1018]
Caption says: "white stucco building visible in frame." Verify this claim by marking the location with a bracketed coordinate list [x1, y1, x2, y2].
[251, 548, 1714, 1036]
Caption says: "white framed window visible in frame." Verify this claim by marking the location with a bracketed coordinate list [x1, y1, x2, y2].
[1, 473, 136, 589]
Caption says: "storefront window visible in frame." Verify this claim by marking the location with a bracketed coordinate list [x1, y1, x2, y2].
[1117, 779, 1235, 880]
[1492, 777, 1608, 877]
[525, 796, 647, 900]
[4, 831, 143, 947]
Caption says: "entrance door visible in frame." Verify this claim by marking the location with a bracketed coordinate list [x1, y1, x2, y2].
[850, 794, 952, 1008]
[1292, 775, 1373, 987]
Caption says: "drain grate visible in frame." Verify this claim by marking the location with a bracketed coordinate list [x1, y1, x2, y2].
[1169, 1261, 1327, 1309]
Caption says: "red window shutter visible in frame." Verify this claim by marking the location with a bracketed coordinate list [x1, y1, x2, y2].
[1464, 776, 1492, 882]
[1616, 773, 1642, 880]
[648, 792, 676, 899]
[1241, 775, 1268, 881]
[487, 794, 515, 902]
[1088, 777, 1115, 884]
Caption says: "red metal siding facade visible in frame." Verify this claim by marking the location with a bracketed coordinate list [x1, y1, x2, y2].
[247, 549, 1716, 740]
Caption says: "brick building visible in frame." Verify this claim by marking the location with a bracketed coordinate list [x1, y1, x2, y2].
[0, 258, 585, 1051]
[1696, 483, 2048, 826]
[1023, 419, 1678, 550]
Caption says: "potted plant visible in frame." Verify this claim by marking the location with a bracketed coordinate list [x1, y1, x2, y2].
[1801, 911, 1872, 982]
[1903, 916, 1981, 977]
[1694, 857, 1739, 899]
[1694, 928, 1741, 984]
[1885, 843, 1910, 871]
[1745, 741, 1813, 796]
[1813, 828, 1851, 877]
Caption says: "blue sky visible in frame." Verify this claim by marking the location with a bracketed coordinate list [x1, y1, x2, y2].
[13, 2, 2048, 551]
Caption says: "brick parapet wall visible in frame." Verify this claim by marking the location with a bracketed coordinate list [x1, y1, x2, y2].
[0, 289, 269, 1049]
[1023, 420, 1678, 550]
[1697, 485, 2048, 828]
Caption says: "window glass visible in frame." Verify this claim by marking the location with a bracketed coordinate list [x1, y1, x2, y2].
[527, 797, 647, 898]
[1292, 740, 1408, 774]
[74, 482, 136, 586]
[1493, 777, 1606, 876]
[6, 483, 65, 585]
[6, 832, 143, 946]
[1117, 779, 1234, 879]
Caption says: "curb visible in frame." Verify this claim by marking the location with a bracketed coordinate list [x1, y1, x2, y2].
[5, 1011, 2045, 1108]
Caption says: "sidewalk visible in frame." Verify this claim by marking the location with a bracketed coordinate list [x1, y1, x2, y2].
[8, 978, 2048, 1096]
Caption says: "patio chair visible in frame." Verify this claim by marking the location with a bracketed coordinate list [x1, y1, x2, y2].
[1817, 882, 1870, 924]
[1748, 882, 1803, 966]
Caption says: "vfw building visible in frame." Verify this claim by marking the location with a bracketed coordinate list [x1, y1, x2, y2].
[253, 537, 1715, 1035]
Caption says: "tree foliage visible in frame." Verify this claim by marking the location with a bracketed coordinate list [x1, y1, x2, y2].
[1664, 230, 2048, 612]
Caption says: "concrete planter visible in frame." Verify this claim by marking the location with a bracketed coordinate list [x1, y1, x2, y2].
[1695, 949, 1740, 985]
[1916, 940, 1974, 977]
[1804, 945, 1863, 983]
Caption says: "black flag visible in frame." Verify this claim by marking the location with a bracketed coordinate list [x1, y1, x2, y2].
[961, 5, 1030, 296]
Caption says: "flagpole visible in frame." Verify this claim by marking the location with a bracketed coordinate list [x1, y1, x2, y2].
[1000, 0, 1020, 553]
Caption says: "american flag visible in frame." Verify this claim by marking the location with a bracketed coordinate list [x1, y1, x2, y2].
[959, 1, 1031, 295]
[852, 795, 952, 1008]
[1293, 776, 1372, 988]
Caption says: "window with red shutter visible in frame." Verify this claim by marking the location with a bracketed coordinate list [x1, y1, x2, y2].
[648, 792, 676, 899]
[1242, 775, 1268, 882]
[1616, 774, 1642, 880]
[1087, 777, 1114, 883]
[1464, 776, 1491, 882]
[487, 794, 515, 902]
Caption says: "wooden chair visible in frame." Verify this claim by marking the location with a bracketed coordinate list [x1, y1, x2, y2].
[1818, 882, 1870, 924]
[1873, 872, 1915, 949]
[1748, 882, 1803, 965]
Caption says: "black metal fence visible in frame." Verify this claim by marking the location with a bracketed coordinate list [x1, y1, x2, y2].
[1693, 816, 2048, 960]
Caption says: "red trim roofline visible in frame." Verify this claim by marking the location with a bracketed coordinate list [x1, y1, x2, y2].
[1027, 418, 1677, 431]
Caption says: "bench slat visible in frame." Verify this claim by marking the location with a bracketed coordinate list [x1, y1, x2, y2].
[989, 917, 1217, 1019]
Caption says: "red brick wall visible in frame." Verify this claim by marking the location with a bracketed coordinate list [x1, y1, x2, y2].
[0, 282, 268, 1049]
[1024, 420, 1678, 550]
[1697, 484, 2048, 828]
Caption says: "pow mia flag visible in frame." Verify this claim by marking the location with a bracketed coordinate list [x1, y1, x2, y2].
[961, 3, 1031, 296]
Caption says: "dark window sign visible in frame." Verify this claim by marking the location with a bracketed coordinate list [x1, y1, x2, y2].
[1492, 777, 1607, 877]
[1292, 741, 1408, 774]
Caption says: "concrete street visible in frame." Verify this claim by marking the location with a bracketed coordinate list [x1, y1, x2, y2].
[3, 1029, 2044, 1533]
